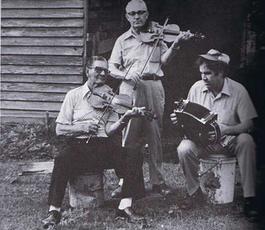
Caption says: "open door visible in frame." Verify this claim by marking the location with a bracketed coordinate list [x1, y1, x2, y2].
[84, 0, 126, 60]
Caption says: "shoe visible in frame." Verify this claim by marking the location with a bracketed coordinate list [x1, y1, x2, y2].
[152, 183, 172, 196]
[42, 210, 61, 229]
[244, 197, 259, 222]
[111, 186, 122, 198]
[115, 207, 145, 223]
[179, 188, 204, 210]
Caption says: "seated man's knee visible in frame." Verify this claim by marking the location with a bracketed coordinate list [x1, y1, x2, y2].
[54, 150, 73, 165]
[177, 139, 196, 160]
[236, 133, 256, 149]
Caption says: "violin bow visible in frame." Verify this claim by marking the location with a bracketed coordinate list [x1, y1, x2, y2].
[85, 63, 134, 143]
[133, 17, 169, 90]
[86, 19, 170, 143]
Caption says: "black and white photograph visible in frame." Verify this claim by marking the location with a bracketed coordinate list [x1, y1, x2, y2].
[1, 0, 265, 229]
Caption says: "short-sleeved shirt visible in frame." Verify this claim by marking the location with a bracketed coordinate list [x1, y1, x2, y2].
[109, 29, 168, 77]
[56, 82, 119, 138]
[187, 77, 258, 125]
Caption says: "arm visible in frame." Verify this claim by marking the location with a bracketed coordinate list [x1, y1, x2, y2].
[161, 44, 179, 65]
[220, 86, 257, 136]
[109, 63, 128, 80]
[108, 37, 129, 80]
[219, 119, 254, 136]
[161, 31, 194, 65]
[56, 122, 99, 137]
[105, 107, 146, 136]
[109, 62, 141, 86]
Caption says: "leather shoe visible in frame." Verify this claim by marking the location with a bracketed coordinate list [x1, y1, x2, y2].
[244, 197, 259, 222]
[111, 186, 122, 198]
[115, 207, 145, 223]
[42, 210, 61, 229]
[152, 183, 172, 196]
[179, 188, 204, 210]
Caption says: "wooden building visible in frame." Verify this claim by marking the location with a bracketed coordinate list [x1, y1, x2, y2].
[1, 0, 124, 123]
[1, 0, 262, 126]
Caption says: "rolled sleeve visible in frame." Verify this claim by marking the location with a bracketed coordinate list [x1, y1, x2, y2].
[237, 88, 258, 122]
[56, 92, 74, 125]
[109, 38, 123, 66]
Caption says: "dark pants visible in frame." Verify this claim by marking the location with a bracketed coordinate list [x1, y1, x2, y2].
[48, 137, 145, 207]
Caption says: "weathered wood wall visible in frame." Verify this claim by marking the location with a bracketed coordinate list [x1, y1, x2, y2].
[1, 0, 85, 123]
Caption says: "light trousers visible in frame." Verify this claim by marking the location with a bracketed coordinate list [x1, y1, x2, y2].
[120, 79, 165, 185]
[177, 133, 256, 197]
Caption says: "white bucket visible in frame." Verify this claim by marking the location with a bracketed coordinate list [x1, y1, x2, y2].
[69, 172, 104, 208]
[199, 154, 236, 204]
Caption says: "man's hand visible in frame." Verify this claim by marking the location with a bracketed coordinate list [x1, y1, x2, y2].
[125, 72, 142, 86]
[171, 30, 194, 49]
[81, 121, 99, 135]
[124, 107, 147, 119]
[218, 123, 230, 137]
[208, 130, 218, 142]
[208, 123, 230, 142]
[170, 112, 178, 126]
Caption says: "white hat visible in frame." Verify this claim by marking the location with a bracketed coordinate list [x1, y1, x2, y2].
[199, 49, 230, 64]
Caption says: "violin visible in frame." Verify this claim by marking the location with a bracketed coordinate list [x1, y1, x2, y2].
[140, 21, 205, 43]
[90, 91, 157, 121]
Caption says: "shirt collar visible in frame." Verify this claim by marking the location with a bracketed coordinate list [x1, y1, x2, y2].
[202, 77, 231, 96]
[81, 82, 92, 98]
[221, 78, 231, 96]
[123, 29, 136, 40]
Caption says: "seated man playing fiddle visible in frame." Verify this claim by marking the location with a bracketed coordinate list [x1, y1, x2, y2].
[42, 56, 148, 229]
[170, 49, 259, 222]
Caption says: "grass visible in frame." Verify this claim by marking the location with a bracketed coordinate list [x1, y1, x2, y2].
[0, 122, 263, 229]
[0, 161, 262, 230]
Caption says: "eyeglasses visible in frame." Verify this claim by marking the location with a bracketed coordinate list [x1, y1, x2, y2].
[127, 10, 146, 17]
[89, 66, 110, 75]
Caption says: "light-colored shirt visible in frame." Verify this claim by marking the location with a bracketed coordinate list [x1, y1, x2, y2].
[109, 29, 168, 77]
[56, 82, 119, 137]
[187, 77, 258, 126]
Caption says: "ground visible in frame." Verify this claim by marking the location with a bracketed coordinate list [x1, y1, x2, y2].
[0, 123, 264, 230]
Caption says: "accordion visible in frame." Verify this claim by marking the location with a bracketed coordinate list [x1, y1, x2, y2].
[173, 99, 236, 154]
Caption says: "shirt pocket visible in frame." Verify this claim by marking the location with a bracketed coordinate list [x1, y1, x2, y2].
[149, 46, 161, 63]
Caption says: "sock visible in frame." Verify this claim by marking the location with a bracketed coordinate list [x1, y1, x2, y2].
[49, 205, 61, 212]
[118, 198, 132, 210]
[118, 178, 124, 186]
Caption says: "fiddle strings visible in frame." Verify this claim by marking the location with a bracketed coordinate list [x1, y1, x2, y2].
[86, 63, 134, 143]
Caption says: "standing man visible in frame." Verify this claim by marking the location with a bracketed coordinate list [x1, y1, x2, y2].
[109, 0, 193, 195]
[170, 49, 259, 222]
[42, 56, 148, 229]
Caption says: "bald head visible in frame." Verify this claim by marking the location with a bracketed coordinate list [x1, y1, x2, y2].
[126, 0, 148, 13]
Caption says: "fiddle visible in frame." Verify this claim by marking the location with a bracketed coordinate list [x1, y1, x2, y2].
[90, 91, 157, 121]
[140, 21, 205, 43]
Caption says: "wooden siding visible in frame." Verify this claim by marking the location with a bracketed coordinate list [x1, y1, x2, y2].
[1, 0, 85, 123]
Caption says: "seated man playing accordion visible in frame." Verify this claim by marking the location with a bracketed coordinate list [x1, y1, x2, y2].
[170, 49, 258, 222]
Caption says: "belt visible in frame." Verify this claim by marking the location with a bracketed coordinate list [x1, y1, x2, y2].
[68, 137, 107, 144]
[71, 138, 88, 144]
[141, 74, 161, 81]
